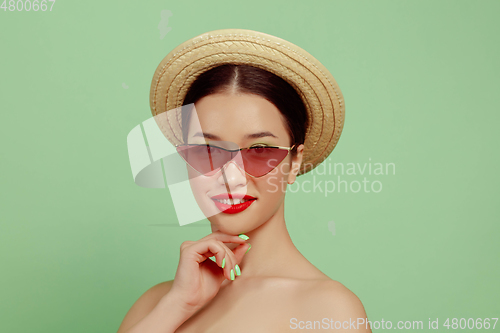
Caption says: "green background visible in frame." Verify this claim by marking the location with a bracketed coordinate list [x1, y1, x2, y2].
[1, 0, 499, 332]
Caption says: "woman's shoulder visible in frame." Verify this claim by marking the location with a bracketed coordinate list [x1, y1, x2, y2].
[305, 278, 365, 308]
[150, 279, 174, 295]
[116, 280, 174, 332]
[137, 279, 175, 301]
[293, 278, 371, 331]
[242, 275, 365, 312]
[235, 276, 370, 332]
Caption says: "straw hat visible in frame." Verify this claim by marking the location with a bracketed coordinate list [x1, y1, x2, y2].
[149, 28, 345, 176]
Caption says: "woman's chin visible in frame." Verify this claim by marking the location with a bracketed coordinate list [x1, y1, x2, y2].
[209, 216, 260, 235]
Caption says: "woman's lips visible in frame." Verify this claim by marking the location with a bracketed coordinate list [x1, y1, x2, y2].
[212, 198, 256, 214]
[211, 194, 256, 200]
[210, 194, 257, 214]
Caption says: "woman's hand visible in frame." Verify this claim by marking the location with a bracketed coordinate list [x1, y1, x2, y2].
[166, 231, 251, 315]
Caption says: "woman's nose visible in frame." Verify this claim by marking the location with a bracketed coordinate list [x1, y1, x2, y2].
[217, 159, 248, 188]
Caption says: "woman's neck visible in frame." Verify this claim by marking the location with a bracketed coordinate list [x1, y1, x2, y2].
[221, 201, 326, 280]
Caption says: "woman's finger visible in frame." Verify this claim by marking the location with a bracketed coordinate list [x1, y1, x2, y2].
[232, 242, 251, 259]
[185, 239, 234, 280]
[231, 242, 251, 265]
[216, 240, 238, 280]
[200, 231, 249, 245]
[184, 239, 226, 268]
[208, 233, 249, 280]
[187, 232, 250, 280]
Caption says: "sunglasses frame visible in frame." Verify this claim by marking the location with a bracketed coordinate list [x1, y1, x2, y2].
[175, 143, 297, 178]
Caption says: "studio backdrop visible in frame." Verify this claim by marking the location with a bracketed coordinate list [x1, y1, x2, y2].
[1, 1, 499, 332]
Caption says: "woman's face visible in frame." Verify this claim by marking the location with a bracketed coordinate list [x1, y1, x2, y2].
[185, 92, 304, 235]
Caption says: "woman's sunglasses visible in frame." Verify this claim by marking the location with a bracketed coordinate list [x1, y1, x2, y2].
[175, 143, 296, 178]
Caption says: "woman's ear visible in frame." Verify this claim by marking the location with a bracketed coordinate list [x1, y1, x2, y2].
[287, 144, 304, 184]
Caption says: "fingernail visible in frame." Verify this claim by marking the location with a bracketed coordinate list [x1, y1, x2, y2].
[239, 234, 249, 240]
[235, 264, 241, 276]
[230, 269, 235, 281]
[221, 257, 226, 269]
[245, 243, 252, 254]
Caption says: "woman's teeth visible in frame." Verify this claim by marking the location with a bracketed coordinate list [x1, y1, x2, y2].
[214, 198, 250, 205]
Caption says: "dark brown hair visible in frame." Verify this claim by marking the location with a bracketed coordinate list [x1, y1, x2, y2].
[181, 64, 308, 156]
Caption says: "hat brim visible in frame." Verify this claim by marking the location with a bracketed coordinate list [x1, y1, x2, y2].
[150, 28, 345, 176]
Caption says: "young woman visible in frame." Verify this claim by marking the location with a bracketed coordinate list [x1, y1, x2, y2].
[118, 29, 371, 333]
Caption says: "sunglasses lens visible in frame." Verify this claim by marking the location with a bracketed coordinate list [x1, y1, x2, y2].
[176, 145, 229, 176]
[242, 147, 289, 177]
[177, 145, 290, 177]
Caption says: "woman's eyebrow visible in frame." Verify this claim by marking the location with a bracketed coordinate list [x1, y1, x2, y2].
[192, 131, 278, 140]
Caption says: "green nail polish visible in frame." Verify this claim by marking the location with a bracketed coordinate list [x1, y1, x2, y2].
[239, 234, 249, 240]
[245, 243, 252, 254]
[221, 257, 226, 268]
[235, 264, 241, 276]
[230, 269, 235, 280]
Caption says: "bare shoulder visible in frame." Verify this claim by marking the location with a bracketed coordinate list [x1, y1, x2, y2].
[293, 279, 371, 332]
[116, 280, 174, 333]
[313, 279, 365, 308]
[148, 279, 175, 298]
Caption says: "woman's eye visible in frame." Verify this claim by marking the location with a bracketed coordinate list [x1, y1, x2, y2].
[250, 146, 268, 153]
[208, 146, 222, 154]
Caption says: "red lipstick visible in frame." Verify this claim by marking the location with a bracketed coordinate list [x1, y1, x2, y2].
[210, 194, 256, 214]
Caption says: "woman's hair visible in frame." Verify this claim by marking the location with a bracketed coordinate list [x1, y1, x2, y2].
[181, 64, 308, 156]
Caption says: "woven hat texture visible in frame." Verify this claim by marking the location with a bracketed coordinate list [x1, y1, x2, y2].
[150, 28, 345, 176]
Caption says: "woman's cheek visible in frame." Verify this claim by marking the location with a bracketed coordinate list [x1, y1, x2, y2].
[262, 158, 292, 197]
[259, 173, 287, 206]
[188, 170, 219, 218]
